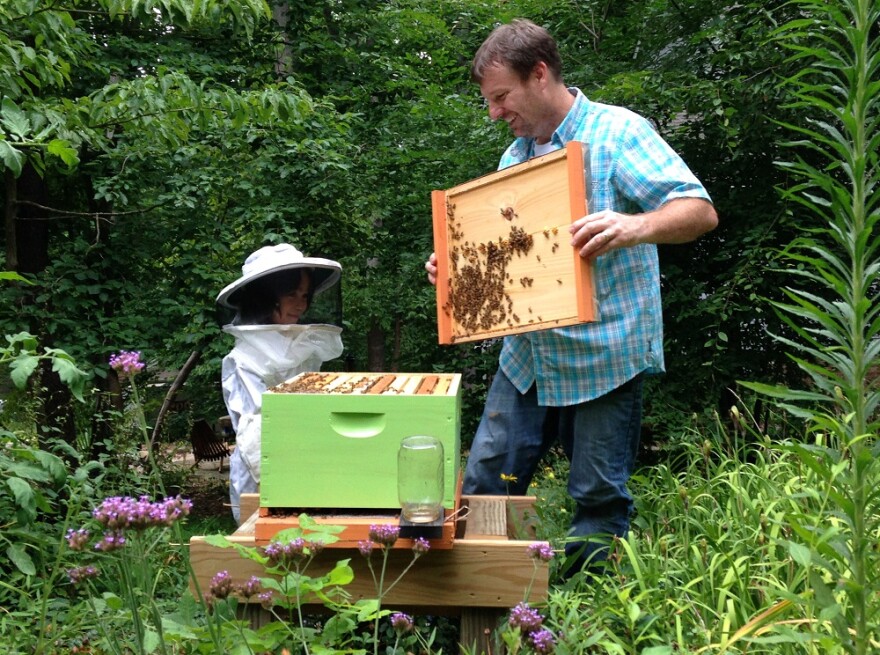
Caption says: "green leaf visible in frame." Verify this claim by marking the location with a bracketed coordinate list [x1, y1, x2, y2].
[6, 544, 36, 576]
[788, 541, 812, 567]
[0, 141, 25, 177]
[1, 98, 31, 137]
[6, 477, 36, 517]
[103, 592, 124, 611]
[8, 352, 42, 389]
[47, 139, 80, 168]
[0, 272, 33, 284]
[324, 560, 354, 586]
[143, 628, 160, 653]
[33, 450, 68, 485]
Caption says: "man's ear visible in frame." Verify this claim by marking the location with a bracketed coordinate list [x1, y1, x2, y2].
[532, 61, 550, 87]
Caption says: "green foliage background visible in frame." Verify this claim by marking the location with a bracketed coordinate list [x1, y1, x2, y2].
[0, 0, 836, 442]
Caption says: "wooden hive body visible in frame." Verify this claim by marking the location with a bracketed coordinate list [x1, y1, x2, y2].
[432, 140, 597, 344]
[260, 372, 461, 511]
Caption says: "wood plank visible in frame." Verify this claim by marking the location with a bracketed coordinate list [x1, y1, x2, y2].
[387, 374, 409, 393]
[253, 511, 456, 549]
[432, 189, 453, 343]
[462, 497, 508, 540]
[434, 376, 450, 396]
[416, 375, 439, 395]
[567, 140, 596, 324]
[366, 374, 396, 395]
[460, 608, 505, 655]
[239, 493, 260, 526]
[189, 536, 547, 608]
[432, 141, 596, 344]
[323, 373, 349, 391]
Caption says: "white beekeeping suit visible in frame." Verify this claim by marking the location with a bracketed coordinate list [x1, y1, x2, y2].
[216, 244, 343, 523]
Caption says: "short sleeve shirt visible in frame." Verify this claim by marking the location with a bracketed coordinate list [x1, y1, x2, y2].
[497, 88, 712, 406]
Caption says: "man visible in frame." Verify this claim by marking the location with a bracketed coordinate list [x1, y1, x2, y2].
[426, 19, 717, 575]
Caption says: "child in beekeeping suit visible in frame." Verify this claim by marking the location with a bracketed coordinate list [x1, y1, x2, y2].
[216, 243, 344, 523]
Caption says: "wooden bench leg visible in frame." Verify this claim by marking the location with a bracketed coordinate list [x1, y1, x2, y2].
[460, 607, 505, 654]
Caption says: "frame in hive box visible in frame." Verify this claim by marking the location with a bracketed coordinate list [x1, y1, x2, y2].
[260, 372, 461, 512]
[431, 140, 597, 344]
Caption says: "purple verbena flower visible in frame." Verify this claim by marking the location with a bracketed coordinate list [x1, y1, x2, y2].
[526, 542, 555, 563]
[236, 576, 262, 599]
[66, 528, 90, 551]
[257, 590, 275, 610]
[508, 602, 544, 633]
[285, 537, 307, 559]
[109, 350, 145, 376]
[94, 531, 126, 552]
[358, 540, 374, 558]
[412, 537, 431, 555]
[390, 612, 414, 634]
[92, 495, 192, 531]
[368, 523, 399, 547]
[305, 539, 324, 556]
[67, 565, 99, 585]
[209, 570, 234, 600]
[528, 628, 556, 654]
[262, 538, 310, 569]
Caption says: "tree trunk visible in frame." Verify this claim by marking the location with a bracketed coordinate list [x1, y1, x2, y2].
[15, 165, 50, 274]
[4, 169, 16, 271]
[366, 321, 385, 372]
[272, 3, 293, 78]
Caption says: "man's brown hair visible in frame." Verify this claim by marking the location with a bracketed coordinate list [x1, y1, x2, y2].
[471, 19, 563, 83]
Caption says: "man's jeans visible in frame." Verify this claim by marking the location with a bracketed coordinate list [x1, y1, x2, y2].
[462, 369, 644, 572]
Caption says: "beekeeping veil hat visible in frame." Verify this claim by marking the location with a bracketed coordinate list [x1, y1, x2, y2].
[216, 243, 342, 310]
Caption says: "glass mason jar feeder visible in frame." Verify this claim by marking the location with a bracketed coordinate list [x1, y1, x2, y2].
[397, 435, 444, 523]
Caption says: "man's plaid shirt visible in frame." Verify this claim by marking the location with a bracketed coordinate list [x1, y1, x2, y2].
[497, 88, 712, 406]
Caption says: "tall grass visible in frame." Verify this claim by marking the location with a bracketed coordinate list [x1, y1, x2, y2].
[535, 1, 879, 651]
[530, 408, 873, 653]
[740, 0, 880, 652]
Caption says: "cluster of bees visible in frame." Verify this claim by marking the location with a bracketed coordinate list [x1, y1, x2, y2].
[270, 372, 390, 395]
[442, 204, 536, 334]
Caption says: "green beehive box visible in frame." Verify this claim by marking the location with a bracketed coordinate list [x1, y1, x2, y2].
[260, 372, 461, 510]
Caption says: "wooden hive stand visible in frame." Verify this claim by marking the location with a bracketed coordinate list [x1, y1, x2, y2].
[189, 493, 550, 654]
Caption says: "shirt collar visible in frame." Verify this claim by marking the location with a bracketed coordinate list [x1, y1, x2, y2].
[509, 88, 588, 161]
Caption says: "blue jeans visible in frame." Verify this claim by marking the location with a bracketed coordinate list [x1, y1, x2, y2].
[462, 369, 644, 572]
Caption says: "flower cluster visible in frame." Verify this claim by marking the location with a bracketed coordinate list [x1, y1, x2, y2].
[508, 602, 557, 654]
[209, 570, 235, 600]
[66, 528, 91, 551]
[109, 350, 145, 376]
[390, 612, 413, 634]
[94, 531, 127, 552]
[257, 590, 275, 610]
[67, 565, 99, 585]
[238, 575, 262, 599]
[205, 571, 267, 609]
[358, 540, 374, 558]
[92, 495, 192, 531]
[526, 542, 555, 563]
[261, 538, 323, 569]
[368, 524, 400, 547]
[358, 526, 431, 559]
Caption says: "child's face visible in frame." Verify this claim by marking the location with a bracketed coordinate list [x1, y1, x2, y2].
[272, 271, 311, 325]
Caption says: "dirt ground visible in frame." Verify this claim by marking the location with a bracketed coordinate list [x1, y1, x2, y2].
[161, 444, 233, 522]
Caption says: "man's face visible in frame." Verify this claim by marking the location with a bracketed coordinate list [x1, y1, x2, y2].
[479, 62, 545, 139]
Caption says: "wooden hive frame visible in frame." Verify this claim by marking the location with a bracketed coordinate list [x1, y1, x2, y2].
[431, 140, 597, 344]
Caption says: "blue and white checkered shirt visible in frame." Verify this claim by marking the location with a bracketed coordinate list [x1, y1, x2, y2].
[497, 88, 712, 406]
